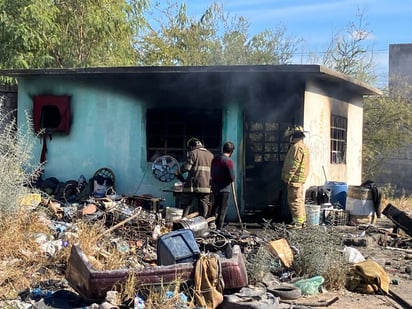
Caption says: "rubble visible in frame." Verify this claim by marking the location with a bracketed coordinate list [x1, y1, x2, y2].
[2, 191, 412, 308]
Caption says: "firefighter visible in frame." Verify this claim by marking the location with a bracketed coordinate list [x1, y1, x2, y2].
[176, 137, 214, 218]
[281, 125, 310, 228]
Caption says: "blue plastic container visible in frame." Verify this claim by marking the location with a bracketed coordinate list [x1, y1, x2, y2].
[324, 181, 348, 209]
[157, 229, 200, 265]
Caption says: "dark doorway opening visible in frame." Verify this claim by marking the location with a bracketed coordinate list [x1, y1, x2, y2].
[243, 114, 292, 223]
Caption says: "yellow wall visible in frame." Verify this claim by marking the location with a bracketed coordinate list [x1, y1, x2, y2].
[304, 81, 363, 190]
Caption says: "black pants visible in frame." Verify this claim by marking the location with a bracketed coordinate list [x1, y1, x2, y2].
[211, 192, 230, 229]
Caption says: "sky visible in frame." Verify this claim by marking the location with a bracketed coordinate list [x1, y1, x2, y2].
[175, 0, 412, 87]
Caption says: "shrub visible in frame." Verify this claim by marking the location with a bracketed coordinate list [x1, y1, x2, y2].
[0, 106, 43, 223]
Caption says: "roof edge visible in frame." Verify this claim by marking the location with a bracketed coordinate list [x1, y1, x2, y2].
[0, 64, 381, 95]
[318, 65, 382, 95]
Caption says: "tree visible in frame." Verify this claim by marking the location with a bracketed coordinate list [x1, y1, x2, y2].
[136, 1, 300, 66]
[53, 0, 149, 68]
[309, 8, 377, 85]
[0, 0, 58, 69]
[362, 79, 412, 179]
[0, 0, 149, 70]
[136, 2, 220, 66]
[306, 9, 411, 183]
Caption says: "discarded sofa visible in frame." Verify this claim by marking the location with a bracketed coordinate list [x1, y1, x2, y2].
[65, 244, 248, 302]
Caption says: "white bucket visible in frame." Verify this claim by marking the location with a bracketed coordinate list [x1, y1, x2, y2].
[305, 205, 320, 226]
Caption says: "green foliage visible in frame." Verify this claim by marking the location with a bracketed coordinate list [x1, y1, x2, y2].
[0, 105, 42, 222]
[53, 0, 146, 68]
[136, 1, 300, 66]
[362, 80, 412, 179]
[0, 0, 149, 70]
[0, 0, 58, 69]
[0, 0, 299, 69]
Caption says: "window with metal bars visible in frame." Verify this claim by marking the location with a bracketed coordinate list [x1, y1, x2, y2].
[330, 115, 347, 164]
[146, 108, 222, 162]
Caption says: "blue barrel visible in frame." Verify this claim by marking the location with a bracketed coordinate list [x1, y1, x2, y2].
[324, 181, 348, 209]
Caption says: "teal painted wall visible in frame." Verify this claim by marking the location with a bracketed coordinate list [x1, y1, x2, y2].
[18, 77, 150, 197]
[17, 77, 245, 211]
[221, 100, 243, 221]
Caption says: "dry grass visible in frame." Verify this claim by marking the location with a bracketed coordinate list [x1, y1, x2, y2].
[75, 219, 127, 270]
[249, 220, 352, 291]
[141, 286, 194, 309]
[74, 217, 153, 271]
[0, 108, 59, 300]
[247, 194, 412, 292]
[118, 277, 195, 309]
[286, 226, 349, 290]
[384, 195, 412, 213]
[0, 208, 69, 299]
[245, 239, 284, 285]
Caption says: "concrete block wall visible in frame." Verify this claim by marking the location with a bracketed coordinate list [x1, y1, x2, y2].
[0, 84, 18, 132]
[380, 44, 412, 196]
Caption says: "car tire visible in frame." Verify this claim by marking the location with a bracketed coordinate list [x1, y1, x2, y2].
[267, 284, 302, 300]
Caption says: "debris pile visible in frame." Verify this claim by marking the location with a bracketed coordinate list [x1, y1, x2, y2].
[2, 189, 412, 308]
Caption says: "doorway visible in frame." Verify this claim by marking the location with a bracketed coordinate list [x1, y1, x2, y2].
[243, 114, 292, 222]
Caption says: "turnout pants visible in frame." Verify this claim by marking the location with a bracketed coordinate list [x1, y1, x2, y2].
[180, 192, 211, 218]
[287, 182, 306, 224]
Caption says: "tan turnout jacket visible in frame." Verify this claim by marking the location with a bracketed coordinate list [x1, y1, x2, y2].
[180, 147, 214, 193]
[281, 139, 310, 184]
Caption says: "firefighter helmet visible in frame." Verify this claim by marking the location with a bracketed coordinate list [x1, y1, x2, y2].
[186, 137, 203, 148]
[284, 125, 305, 137]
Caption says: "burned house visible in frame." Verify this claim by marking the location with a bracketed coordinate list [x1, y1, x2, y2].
[0, 65, 380, 221]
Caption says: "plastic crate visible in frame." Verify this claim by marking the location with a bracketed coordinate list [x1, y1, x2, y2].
[157, 229, 200, 266]
[321, 209, 349, 225]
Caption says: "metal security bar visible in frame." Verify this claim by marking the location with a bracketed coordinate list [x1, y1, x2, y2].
[330, 115, 347, 164]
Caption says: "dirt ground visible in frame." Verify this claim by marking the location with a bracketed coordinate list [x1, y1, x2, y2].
[285, 216, 412, 309]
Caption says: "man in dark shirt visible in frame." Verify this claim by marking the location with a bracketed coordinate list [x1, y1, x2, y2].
[210, 141, 235, 229]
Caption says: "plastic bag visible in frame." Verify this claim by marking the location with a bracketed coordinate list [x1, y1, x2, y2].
[134, 295, 145, 309]
[343, 246, 365, 264]
[294, 275, 325, 295]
